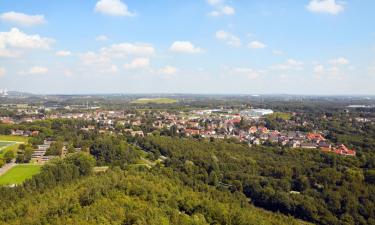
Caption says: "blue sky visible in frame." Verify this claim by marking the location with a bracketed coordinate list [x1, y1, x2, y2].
[0, 0, 375, 94]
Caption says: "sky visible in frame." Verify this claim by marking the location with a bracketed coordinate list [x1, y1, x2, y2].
[0, 0, 375, 95]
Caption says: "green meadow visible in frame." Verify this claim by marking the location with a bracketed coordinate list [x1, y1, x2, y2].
[0, 164, 42, 185]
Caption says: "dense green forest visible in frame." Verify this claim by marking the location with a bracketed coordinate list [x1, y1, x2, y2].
[0, 153, 306, 225]
[135, 136, 375, 225]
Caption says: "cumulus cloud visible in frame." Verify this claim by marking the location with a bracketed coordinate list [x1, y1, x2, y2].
[306, 0, 344, 15]
[56, 50, 72, 57]
[248, 41, 267, 49]
[80, 42, 154, 74]
[80, 51, 116, 73]
[0, 28, 54, 57]
[0, 67, 5, 77]
[273, 59, 304, 70]
[29, 66, 48, 75]
[159, 66, 177, 75]
[169, 41, 203, 54]
[329, 57, 349, 65]
[207, 0, 235, 16]
[314, 64, 341, 78]
[124, 57, 150, 69]
[0, 11, 46, 26]
[95, 0, 135, 16]
[215, 30, 241, 47]
[101, 43, 155, 57]
[208, 6, 235, 16]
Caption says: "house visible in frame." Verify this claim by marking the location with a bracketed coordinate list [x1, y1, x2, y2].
[289, 140, 301, 148]
[258, 127, 269, 134]
[318, 140, 331, 149]
[130, 130, 144, 137]
[185, 129, 200, 136]
[300, 142, 317, 149]
[248, 126, 257, 134]
[307, 133, 325, 142]
[333, 144, 356, 156]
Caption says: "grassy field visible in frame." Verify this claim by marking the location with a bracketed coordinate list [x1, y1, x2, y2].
[0, 135, 29, 143]
[0, 142, 14, 148]
[266, 112, 292, 120]
[0, 164, 42, 185]
[131, 98, 178, 104]
[0, 135, 29, 158]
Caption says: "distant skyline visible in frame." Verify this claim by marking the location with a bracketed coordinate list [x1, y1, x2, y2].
[0, 0, 375, 95]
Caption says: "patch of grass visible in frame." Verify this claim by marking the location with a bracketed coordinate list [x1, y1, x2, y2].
[131, 98, 178, 104]
[0, 164, 42, 185]
[0, 142, 14, 148]
[0, 135, 29, 143]
[266, 112, 292, 120]
[0, 135, 29, 158]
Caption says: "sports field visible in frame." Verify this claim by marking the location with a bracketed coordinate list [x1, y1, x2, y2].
[131, 98, 178, 104]
[0, 164, 42, 185]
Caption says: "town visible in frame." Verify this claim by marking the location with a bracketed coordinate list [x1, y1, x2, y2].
[1, 103, 364, 165]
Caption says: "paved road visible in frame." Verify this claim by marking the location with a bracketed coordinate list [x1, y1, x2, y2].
[0, 162, 16, 176]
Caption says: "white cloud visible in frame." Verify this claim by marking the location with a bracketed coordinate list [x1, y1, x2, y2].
[101, 43, 155, 57]
[103, 65, 119, 73]
[329, 57, 349, 65]
[0, 11, 46, 26]
[124, 57, 150, 69]
[159, 66, 177, 75]
[273, 50, 284, 55]
[233, 67, 260, 80]
[0, 28, 54, 49]
[95, 35, 109, 42]
[215, 30, 241, 47]
[56, 50, 72, 57]
[80, 42, 154, 74]
[169, 41, 203, 54]
[0, 67, 5, 77]
[273, 59, 304, 70]
[207, 0, 223, 6]
[208, 6, 235, 16]
[95, 0, 135, 16]
[0, 28, 54, 58]
[306, 0, 344, 15]
[314, 64, 340, 78]
[207, 0, 235, 16]
[248, 41, 267, 49]
[29, 66, 48, 75]
[314, 64, 325, 73]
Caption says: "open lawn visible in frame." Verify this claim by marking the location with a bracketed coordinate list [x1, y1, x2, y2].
[0, 135, 29, 143]
[0, 142, 14, 148]
[0, 164, 42, 185]
[131, 98, 178, 104]
[0, 135, 29, 158]
[266, 112, 292, 120]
